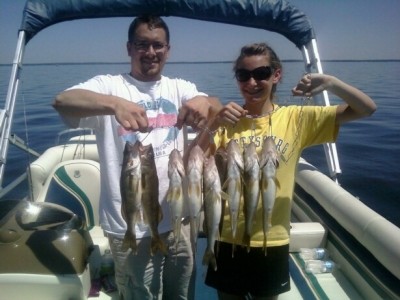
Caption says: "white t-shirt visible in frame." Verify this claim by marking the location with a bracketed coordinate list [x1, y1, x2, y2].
[68, 73, 206, 238]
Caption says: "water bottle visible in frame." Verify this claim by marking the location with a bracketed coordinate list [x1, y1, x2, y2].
[99, 249, 114, 276]
[305, 260, 335, 274]
[299, 248, 328, 260]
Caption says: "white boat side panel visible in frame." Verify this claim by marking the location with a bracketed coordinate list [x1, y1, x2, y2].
[0, 269, 90, 300]
[296, 160, 400, 280]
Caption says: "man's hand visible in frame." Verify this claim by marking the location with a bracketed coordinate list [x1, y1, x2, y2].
[114, 99, 150, 133]
[176, 96, 221, 130]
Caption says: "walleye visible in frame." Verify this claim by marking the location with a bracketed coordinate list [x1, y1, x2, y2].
[139, 143, 167, 256]
[120, 141, 143, 253]
[166, 149, 185, 252]
[215, 146, 228, 186]
[214, 146, 228, 235]
[222, 140, 244, 254]
[242, 141, 260, 252]
[202, 155, 226, 271]
[259, 136, 279, 255]
[186, 145, 204, 252]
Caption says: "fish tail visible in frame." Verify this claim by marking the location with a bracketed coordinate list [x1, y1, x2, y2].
[172, 217, 181, 257]
[263, 235, 267, 256]
[243, 233, 251, 253]
[190, 217, 199, 254]
[231, 211, 238, 240]
[175, 217, 182, 245]
[121, 231, 137, 254]
[202, 249, 217, 271]
[151, 235, 167, 256]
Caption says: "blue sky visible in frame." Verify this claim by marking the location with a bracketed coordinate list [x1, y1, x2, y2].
[1, 0, 400, 64]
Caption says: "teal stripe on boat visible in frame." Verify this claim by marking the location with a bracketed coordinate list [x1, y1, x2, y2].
[292, 253, 330, 300]
[289, 254, 318, 300]
[53, 166, 95, 229]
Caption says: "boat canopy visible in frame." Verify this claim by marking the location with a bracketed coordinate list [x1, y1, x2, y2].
[1, 0, 341, 190]
[20, 0, 315, 48]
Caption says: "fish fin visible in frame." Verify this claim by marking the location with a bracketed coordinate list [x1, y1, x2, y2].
[202, 249, 217, 271]
[235, 180, 242, 198]
[166, 187, 182, 203]
[178, 164, 186, 178]
[259, 157, 266, 169]
[121, 232, 137, 254]
[243, 233, 251, 253]
[263, 227, 267, 256]
[187, 184, 193, 199]
[220, 191, 230, 201]
[234, 154, 245, 171]
[275, 178, 280, 189]
[166, 189, 173, 204]
[150, 235, 167, 256]
[260, 176, 268, 193]
[275, 158, 280, 168]
[120, 201, 127, 221]
[221, 178, 230, 190]
[190, 217, 199, 255]
[263, 239, 268, 256]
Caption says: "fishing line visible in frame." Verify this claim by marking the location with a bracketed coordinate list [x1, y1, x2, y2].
[243, 105, 278, 137]
[20, 82, 35, 201]
[281, 95, 313, 164]
[197, 124, 218, 145]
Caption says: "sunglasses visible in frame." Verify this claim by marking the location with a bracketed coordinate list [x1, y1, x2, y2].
[235, 66, 274, 82]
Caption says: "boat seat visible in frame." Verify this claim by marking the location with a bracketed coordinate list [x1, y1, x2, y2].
[289, 222, 327, 252]
[29, 142, 99, 201]
[34, 159, 101, 229]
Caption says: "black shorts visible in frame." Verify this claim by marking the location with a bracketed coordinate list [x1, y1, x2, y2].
[205, 242, 290, 297]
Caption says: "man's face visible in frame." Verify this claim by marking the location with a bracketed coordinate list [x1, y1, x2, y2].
[127, 23, 170, 82]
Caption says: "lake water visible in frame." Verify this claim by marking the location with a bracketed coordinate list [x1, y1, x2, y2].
[1, 61, 399, 228]
[1, 60, 400, 299]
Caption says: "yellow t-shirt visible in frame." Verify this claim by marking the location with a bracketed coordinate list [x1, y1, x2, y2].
[213, 105, 339, 247]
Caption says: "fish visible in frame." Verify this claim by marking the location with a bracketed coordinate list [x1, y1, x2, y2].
[120, 141, 143, 253]
[139, 143, 167, 256]
[202, 155, 226, 271]
[222, 140, 244, 254]
[242, 141, 260, 252]
[214, 146, 228, 234]
[186, 145, 204, 252]
[166, 148, 185, 252]
[259, 136, 279, 255]
[215, 146, 228, 186]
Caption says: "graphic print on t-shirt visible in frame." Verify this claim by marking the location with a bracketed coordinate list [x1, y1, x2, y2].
[117, 96, 179, 153]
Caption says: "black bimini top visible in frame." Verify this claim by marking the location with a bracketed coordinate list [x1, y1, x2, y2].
[20, 0, 315, 48]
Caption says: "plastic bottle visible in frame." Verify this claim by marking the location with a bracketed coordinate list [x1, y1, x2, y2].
[305, 260, 335, 274]
[99, 249, 114, 276]
[299, 248, 328, 260]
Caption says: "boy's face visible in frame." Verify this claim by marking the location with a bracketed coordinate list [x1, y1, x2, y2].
[127, 23, 170, 82]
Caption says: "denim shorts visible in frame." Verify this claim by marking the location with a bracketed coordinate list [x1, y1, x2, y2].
[108, 220, 195, 300]
[205, 242, 290, 297]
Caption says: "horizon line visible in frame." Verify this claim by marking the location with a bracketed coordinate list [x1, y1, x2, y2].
[1, 59, 400, 66]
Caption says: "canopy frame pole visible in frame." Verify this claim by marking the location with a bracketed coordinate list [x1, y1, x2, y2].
[0, 30, 26, 187]
[301, 39, 341, 183]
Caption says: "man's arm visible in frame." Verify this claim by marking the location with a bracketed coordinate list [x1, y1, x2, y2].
[53, 89, 149, 132]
